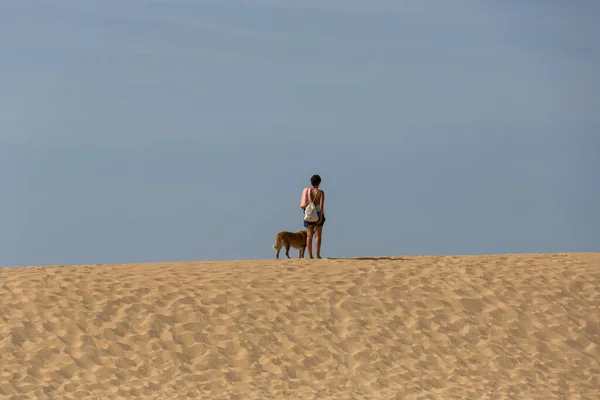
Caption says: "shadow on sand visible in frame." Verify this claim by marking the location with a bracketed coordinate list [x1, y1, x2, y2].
[326, 256, 411, 261]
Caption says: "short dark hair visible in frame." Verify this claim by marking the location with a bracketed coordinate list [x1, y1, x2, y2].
[310, 174, 321, 186]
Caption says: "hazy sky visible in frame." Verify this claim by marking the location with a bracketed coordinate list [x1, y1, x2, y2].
[2, 1, 599, 266]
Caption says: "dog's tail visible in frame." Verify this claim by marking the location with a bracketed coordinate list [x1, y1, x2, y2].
[272, 235, 281, 251]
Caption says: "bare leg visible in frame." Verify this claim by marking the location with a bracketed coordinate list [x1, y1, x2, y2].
[306, 226, 315, 259]
[314, 226, 323, 258]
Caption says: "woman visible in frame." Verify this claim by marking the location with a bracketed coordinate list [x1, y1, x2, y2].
[300, 174, 326, 259]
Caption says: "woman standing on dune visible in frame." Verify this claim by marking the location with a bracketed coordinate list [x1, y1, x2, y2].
[300, 174, 326, 259]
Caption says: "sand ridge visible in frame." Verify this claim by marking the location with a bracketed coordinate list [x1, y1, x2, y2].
[1, 253, 599, 399]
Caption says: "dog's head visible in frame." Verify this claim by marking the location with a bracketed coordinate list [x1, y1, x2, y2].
[297, 229, 308, 240]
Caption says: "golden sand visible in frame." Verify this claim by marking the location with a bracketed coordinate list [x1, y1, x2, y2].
[1, 253, 599, 399]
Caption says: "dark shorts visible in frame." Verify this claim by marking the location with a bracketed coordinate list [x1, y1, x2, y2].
[303, 211, 326, 228]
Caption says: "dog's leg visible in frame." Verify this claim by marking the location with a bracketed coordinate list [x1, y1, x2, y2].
[273, 244, 281, 259]
[299, 247, 305, 258]
[285, 245, 291, 259]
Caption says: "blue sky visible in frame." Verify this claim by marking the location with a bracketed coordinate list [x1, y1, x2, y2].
[2, 0, 598, 266]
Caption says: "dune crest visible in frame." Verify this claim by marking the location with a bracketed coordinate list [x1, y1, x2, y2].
[1, 253, 599, 399]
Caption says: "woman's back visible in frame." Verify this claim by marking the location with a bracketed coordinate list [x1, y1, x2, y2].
[308, 187, 322, 207]
[301, 187, 323, 209]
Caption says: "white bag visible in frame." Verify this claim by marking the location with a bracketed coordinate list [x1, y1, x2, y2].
[303, 189, 319, 222]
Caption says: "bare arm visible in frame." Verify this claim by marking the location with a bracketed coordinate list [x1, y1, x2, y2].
[300, 188, 307, 210]
[320, 190, 325, 214]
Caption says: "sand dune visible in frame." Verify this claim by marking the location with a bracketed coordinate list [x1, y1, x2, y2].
[1, 253, 599, 399]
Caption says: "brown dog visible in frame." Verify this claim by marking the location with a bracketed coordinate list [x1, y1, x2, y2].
[272, 229, 307, 259]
